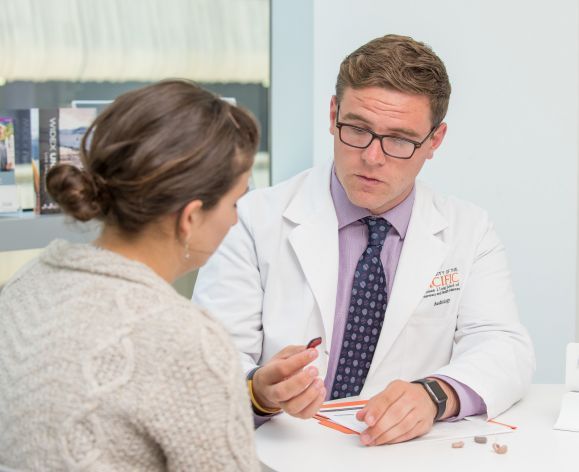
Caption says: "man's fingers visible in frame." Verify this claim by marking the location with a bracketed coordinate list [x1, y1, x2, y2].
[260, 348, 318, 385]
[298, 386, 327, 418]
[280, 378, 326, 419]
[370, 418, 431, 445]
[357, 380, 405, 427]
[362, 396, 414, 439]
[272, 344, 307, 360]
[361, 408, 417, 445]
[269, 366, 319, 403]
[386, 419, 432, 445]
[358, 380, 440, 446]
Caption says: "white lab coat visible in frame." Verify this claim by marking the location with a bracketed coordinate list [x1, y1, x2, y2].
[193, 161, 535, 418]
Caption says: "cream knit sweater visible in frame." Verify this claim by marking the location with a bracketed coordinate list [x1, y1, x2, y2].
[0, 240, 259, 471]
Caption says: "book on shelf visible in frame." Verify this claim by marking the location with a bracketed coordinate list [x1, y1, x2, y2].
[0, 109, 40, 212]
[38, 108, 97, 214]
[0, 116, 18, 213]
[0, 107, 97, 215]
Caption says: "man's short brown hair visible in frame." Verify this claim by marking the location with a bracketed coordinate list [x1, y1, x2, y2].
[335, 34, 451, 126]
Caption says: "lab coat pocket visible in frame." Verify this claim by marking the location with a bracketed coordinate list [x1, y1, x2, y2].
[402, 301, 456, 376]
[410, 267, 462, 325]
[409, 294, 459, 325]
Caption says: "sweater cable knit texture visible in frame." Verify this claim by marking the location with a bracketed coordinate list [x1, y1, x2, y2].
[0, 240, 259, 471]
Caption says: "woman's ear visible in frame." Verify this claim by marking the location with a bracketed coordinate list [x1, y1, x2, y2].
[178, 199, 204, 242]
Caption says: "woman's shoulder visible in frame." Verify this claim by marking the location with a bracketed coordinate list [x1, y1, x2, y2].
[131, 293, 237, 361]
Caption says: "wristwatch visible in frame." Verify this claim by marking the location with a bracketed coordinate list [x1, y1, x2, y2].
[411, 378, 447, 421]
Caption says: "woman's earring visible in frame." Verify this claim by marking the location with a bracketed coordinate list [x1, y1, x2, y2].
[184, 240, 191, 260]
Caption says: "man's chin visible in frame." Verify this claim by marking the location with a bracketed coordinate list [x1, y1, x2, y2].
[347, 183, 405, 211]
[349, 194, 389, 213]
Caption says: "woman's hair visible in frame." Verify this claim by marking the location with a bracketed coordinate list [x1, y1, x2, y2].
[47, 79, 259, 233]
[335, 34, 451, 126]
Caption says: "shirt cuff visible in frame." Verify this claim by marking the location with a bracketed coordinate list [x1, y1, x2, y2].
[254, 412, 273, 428]
[431, 375, 487, 421]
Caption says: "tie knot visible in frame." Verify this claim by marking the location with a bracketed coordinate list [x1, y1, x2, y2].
[362, 217, 390, 247]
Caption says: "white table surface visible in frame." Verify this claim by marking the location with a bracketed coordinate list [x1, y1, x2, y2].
[256, 384, 577, 471]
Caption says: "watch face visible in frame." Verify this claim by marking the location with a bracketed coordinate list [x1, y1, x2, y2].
[426, 380, 448, 402]
[412, 378, 447, 421]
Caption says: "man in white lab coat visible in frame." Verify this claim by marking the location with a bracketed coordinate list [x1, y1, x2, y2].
[193, 34, 534, 446]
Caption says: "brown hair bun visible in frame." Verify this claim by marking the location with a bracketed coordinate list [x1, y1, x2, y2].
[46, 164, 102, 221]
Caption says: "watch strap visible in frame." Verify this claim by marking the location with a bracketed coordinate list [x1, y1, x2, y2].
[411, 378, 447, 421]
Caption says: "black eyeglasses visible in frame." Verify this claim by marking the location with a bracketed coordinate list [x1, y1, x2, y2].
[335, 104, 438, 159]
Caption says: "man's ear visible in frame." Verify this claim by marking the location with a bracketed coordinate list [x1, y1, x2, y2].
[329, 95, 338, 135]
[430, 122, 447, 151]
[178, 199, 204, 242]
[424, 122, 447, 161]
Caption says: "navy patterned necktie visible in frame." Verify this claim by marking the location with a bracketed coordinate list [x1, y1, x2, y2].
[331, 216, 391, 399]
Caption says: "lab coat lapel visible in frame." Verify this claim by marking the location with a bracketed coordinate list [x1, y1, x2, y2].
[284, 162, 339, 345]
[367, 183, 449, 378]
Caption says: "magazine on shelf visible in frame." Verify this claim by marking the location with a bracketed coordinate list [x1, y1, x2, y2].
[0, 116, 18, 213]
[38, 108, 97, 214]
[0, 108, 40, 211]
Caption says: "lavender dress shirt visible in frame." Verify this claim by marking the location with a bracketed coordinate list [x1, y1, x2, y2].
[325, 170, 486, 420]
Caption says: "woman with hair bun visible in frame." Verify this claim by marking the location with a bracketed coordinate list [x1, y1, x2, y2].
[0, 80, 261, 471]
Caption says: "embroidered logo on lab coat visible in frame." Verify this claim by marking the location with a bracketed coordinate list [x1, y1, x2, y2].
[423, 267, 460, 301]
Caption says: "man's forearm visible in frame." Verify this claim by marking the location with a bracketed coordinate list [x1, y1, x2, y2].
[431, 375, 487, 420]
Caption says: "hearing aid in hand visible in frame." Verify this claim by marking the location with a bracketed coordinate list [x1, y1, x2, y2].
[307, 337, 322, 349]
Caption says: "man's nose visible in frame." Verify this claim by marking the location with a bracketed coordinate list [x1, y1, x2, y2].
[361, 137, 385, 165]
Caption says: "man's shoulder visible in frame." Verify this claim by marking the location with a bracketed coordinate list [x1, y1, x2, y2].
[241, 162, 331, 215]
[415, 181, 493, 236]
[416, 181, 490, 219]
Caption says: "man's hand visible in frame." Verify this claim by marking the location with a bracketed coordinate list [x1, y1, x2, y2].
[356, 379, 459, 446]
[252, 345, 326, 419]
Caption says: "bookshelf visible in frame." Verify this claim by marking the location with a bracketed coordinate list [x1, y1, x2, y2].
[0, 213, 200, 299]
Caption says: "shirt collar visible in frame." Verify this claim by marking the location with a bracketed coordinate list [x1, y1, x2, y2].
[330, 167, 414, 238]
